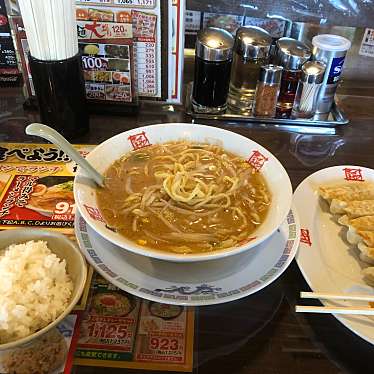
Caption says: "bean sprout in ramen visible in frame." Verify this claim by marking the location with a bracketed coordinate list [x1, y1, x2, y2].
[97, 141, 271, 254]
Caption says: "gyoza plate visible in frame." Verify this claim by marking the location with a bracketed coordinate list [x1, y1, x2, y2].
[75, 209, 300, 306]
[294, 166, 374, 344]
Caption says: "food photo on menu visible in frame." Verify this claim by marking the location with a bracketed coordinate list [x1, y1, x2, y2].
[1, 0, 374, 373]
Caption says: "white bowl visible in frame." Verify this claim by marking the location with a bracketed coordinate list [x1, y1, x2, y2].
[74, 123, 292, 262]
[0, 229, 87, 351]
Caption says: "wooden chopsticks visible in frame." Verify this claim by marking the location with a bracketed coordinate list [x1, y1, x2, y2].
[300, 291, 374, 302]
[295, 291, 374, 315]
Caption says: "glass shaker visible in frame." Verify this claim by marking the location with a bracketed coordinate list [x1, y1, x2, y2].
[291, 61, 326, 119]
[227, 26, 272, 114]
[253, 65, 283, 118]
[192, 27, 234, 114]
[275, 38, 311, 118]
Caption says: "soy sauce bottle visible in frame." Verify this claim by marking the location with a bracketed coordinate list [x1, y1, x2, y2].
[275, 38, 311, 118]
[192, 27, 234, 114]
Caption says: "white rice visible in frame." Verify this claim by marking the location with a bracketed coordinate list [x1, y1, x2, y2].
[0, 240, 73, 344]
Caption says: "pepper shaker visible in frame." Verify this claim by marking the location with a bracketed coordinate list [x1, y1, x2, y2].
[227, 26, 272, 114]
[312, 34, 351, 114]
[253, 65, 283, 118]
[275, 38, 311, 118]
[291, 61, 326, 119]
[192, 27, 234, 114]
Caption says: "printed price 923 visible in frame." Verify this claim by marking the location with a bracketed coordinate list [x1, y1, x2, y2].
[149, 337, 179, 350]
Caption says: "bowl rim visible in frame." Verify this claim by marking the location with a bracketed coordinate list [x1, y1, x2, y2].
[0, 229, 87, 351]
[74, 123, 293, 262]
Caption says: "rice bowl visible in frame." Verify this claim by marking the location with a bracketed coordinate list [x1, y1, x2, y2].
[0, 229, 87, 351]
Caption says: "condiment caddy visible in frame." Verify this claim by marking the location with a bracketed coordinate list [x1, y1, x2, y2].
[187, 26, 351, 127]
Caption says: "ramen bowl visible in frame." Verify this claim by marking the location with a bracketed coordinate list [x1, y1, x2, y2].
[74, 123, 292, 262]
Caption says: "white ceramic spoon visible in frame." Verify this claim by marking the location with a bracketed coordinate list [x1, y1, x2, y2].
[25, 123, 105, 187]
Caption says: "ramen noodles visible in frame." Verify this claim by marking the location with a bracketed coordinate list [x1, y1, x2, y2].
[97, 141, 271, 254]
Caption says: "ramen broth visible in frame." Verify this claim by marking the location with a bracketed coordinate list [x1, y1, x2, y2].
[97, 141, 271, 254]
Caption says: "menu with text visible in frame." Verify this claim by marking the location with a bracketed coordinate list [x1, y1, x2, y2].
[0, 143, 194, 372]
[75, 273, 194, 371]
[76, 0, 161, 99]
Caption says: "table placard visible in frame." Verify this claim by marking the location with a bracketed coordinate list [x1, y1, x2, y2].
[9, 0, 184, 104]
[76, 1, 161, 100]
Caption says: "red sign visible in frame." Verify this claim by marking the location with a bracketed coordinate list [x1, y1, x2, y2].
[300, 229, 312, 246]
[128, 131, 151, 150]
[343, 168, 364, 182]
[247, 150, 268, 171]
[84, 204, 105, 222]
[0, 14, 8, 27]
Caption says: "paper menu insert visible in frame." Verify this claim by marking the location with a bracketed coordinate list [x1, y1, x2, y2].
[0, 142, 195, 372]
[0, 143, 94, 311]
[0, 143, 94, 231]
[75, 273, 194, 371]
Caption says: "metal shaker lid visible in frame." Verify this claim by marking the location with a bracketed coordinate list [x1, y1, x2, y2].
[259, 64, 283, 84]
[234, 26, 272, 59]
[195, 27, 234, 62]
[276, 37, 311, 70]
[301, 61, 326, 84]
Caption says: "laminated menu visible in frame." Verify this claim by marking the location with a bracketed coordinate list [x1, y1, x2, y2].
[0, 143, 92, 232]
[0, 143, 94, 310]
[74, 274, 194, 371]
[76, 1, 161, 100]
[0, 143, 195, 372]
[75, 0, 185, 102]
[77, 16, 136, 104]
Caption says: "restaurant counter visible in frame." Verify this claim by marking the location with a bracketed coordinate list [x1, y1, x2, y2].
[0, 86, 373, 373]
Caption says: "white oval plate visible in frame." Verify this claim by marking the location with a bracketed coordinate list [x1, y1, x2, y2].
[294, 165, 374, 344]
[74, 123, 292, 262]
[75, 208, 300, 306]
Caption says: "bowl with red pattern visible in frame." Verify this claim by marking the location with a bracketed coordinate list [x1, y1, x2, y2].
[74, 123, 292, 262]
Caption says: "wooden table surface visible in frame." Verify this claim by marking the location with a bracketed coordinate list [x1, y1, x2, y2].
[1, 87, 373, 374]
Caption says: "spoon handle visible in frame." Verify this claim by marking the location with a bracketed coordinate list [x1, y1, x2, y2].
[25, 123, 105, 187]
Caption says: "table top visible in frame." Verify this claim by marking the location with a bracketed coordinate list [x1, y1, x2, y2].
[1, 86, 373, 374]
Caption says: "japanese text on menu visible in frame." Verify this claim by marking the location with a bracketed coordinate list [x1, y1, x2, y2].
[76, 0, 161, 98]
